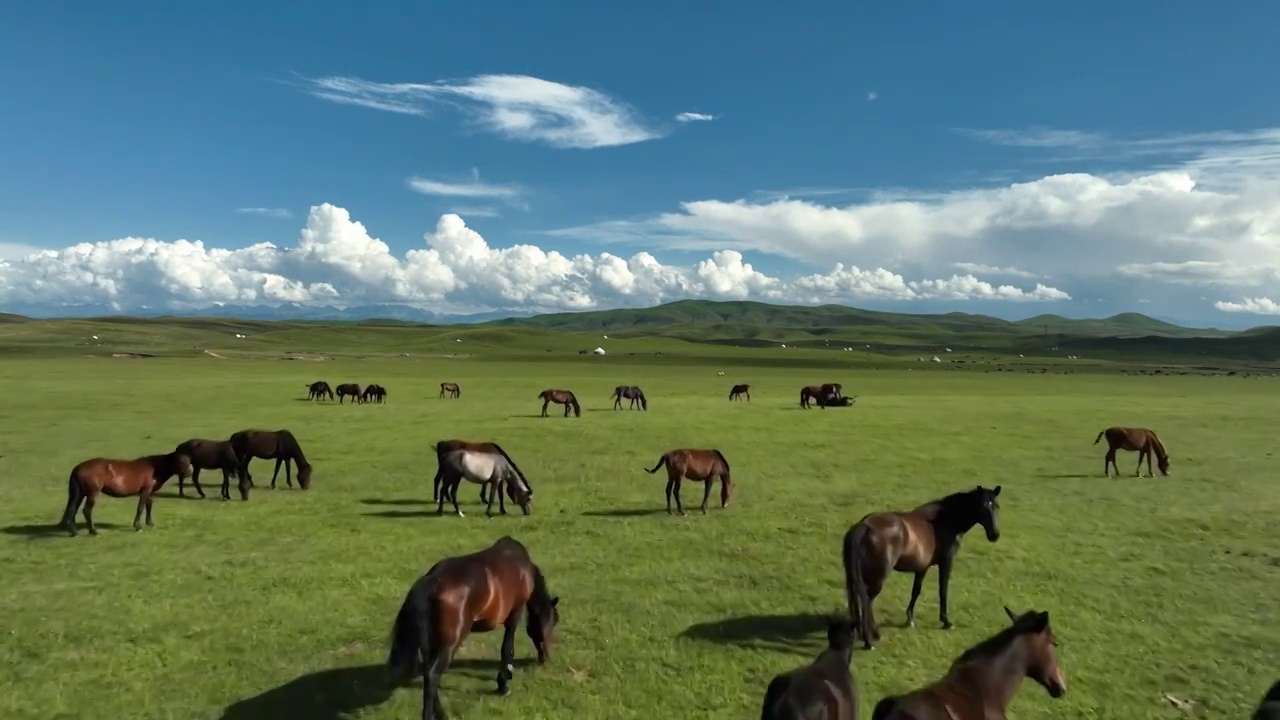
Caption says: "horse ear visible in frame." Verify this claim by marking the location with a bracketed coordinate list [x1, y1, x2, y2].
[551, 596, 559, 607]
[1004, 605, 1017, 622]
[1029, 611, 1049, 632]
[992, 485, 1002, 497]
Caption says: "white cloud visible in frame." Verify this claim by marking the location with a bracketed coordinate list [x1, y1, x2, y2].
[448, 207, 501, 218]
[866, 91, 878, 103]
[0, 242, 47, 261]
[235, 207, 292, 219]
[1214, 297, 1280, 315]
[406, 176, 521, 199]
[0, 204, 1068, 315]
[301, 74, 664, 149]
[675, 112, 716, 123]
[951, 262, 1041, 280]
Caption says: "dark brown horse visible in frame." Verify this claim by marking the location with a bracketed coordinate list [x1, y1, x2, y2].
[644, 448, 733, 515]
[611, 385, 648, 411]
[823, 383, 844, 398]
[1094, 426, 1169, 477]
[1255, 680, 1280, 720]
[172, 438, 246, 501]
[800, 385, 837, 409]
[386, 535, 560, 720]
[229, 429, 312, 492]
[336, 383, 363, 404]
[431, 439, 531, 504]
[729, 383, 751, 401]
[870, 606, 1066, 720]
[362, 384, 387, 404]
[760, 616, 859, 720]
[60, 451, 193, 536]
[306, 380, 334, 401]
[843, 485, 1002, 649]
[538, 389, 581, 417]
[439, 382, 460, 399]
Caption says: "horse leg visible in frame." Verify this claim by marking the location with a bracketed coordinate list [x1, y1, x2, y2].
[1104, 449, 1117, 477]
[421, 634, 455, 720]
[1136, 449, 1148, 477]
[563, 402, 571, 417]
[699, 478, 712, 514]
[192, 466, 207, 498]
[143, 489, 156, 528]
[486, 481, 498, 517]
[497, 483, 508, 515]
[133, 494, 146, 532]
[904, 571, 927, 628]
[613, 395, 620, 410]
[285, 458, 294, 488]
[865, 569, 887, 642]
[496, 607, 523, 695]
[449, 480, 465, 518]
[83, 493, 99, 535]
[672, 478, 686, 516]
[220, 468, 232, 501]
[63, 486, 85, 536]
[271, 458, 283, 489]
[540, 399, 549, 417]
[664, 478, 675, 514]
[937, 558, 954, 629]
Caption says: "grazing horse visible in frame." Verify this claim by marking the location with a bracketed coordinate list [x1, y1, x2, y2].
[305, 381, 334, 401]
[437, 449, 533, 517]
[386, 535, 560, 720]
[644, 448, 733, 515]
[823, 383, 844, 399]
[430, 439, 531, 505]
[843, 485, 1002, 649]
[611, 385, 648, 411]
[229, 429, 312, 493]
[439, 382, 461, 399]
[1094, 426, 1169, 477]
[362, 383, 387, 404]
[172, 438, 246, 501]
[760, 616, 859, 720]
[1254, 680, 1280, 720]
[871, 606, 1066, 720]
[336, 383, 363, 404]
[60, 451, 193, 536]
[729, 384, 751, 401]
[538, 389, 581, 417]
[800, 385, 837, 409]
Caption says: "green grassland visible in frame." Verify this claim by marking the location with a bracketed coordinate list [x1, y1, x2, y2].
[0, 307, 1278, 719]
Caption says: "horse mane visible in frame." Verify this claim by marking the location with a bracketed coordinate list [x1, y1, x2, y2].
[950, 617, 1033, 668]
[488, 442, 531, 493]
[1147, 431, 1168, 461]
[280, 430, 310, 468]
[912, 488, 976, 521]
[712, 450, 730, 473]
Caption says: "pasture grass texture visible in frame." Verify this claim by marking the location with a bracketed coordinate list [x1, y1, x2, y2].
[0, 354, 1277, 720]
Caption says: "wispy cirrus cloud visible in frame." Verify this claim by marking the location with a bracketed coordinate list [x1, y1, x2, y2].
[448, 206, 501, 218]
[235, 207, 293, 219]
[300, 74, 664, 149]
[675, 112, 716, 123]
[951, 262, 1041, 280]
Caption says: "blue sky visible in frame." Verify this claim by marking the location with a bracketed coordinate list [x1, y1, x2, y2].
[3, 0, 1280, 327]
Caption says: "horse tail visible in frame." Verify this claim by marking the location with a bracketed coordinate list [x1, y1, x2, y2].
[387, 583, 431, 681]
[60, 469, 82, 527]
[1093, 430, 1106, 445]
[871, 697, 899, 720]
[842, 522, 873, 646]
[644, 454, 669, 474]
[759, 675, 789, 720]
[219, 443, 244, 482]
[799, 388, 807, 407]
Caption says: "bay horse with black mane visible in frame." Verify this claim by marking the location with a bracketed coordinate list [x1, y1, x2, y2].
[538, 389, 581, 417]
[306, 381, 334, 401]
[1094, 426, 1169, 477]
[229, 429, 312, 494]
[362, 384, 387, 404]
[843, 485, 1001, 649]
[760, 616, 859, 720]
[439, 382, 460, 399]
[871, 606, 1066, 720]
[173, 438, 247, 501]
[336, 383, 363, 404]
[729, 384, 751, 401]
[431, 439, 531, 505]
[60, 451, 193, 535]
[612, 385, 648, 411]
[644, 448, 733, 515]
[800, 385, 838, 409]
[387, 535, 560, 720]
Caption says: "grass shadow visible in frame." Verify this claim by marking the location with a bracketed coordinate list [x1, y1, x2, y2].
[679, 612, 830, 655]
[1, 522, 126, 538]
[153, 491, 213, 500]
[363, 510, 447, 519]
[447, 656, 538, 680]
[506, 413, 586, 419]
[218, 663, 393, 720]
[1034, 473, 1099, 480]
[580, 508, 664, 518]
[359, 498, 425, 507]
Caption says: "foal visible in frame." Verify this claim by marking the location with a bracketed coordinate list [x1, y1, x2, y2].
[60, 451, 193, 535]
[643, 448, 733, 515]
[760, 617, 859, 720]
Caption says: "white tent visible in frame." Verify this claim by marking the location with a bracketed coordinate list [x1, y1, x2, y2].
[593, 347, 606, 355]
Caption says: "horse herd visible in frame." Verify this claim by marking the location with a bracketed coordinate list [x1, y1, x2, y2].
[52, 373, 1270, 720]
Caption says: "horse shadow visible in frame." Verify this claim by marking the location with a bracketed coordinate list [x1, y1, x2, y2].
[153, 491, 212, 500]
[362, 510, 445, 519]
[1, 522, 125, 538]
[1034, 473, 1097, 480]
[218, 663, 393, 720]
[448, 657, 537, 680]
[359, 498, 425, 507]
[580, 508, 664, 518]
[679, 612, 831, 655]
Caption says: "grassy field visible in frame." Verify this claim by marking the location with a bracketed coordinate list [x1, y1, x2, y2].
[1, 338, 1278, 719]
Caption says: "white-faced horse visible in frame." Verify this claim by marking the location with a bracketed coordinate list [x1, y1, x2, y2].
[437, 449, 533, 517]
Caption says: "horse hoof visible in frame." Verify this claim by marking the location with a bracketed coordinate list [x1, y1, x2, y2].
[497, 686, 511, 697]
[942, 622, 954, 630]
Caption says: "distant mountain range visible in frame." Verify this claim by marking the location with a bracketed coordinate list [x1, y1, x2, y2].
[0, 301, 534, 325]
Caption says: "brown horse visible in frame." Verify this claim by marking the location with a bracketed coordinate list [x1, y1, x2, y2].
[439, 382, 460, 399]
[172, 438, 247, 501]
[306, 380, 334, 401]
[870, 606, 1066, 720]
[729, 383, 751, 401]
[1094, 426, 1169, 477]
[800, 385, 837, 409]
[823, 383, 844, 398]
[60, 451, 193, 536]
[229, 429, 312, 493]
[611, 385, 648, 410]
[336, 383, 363, 404]
[386, 535, 560, 720]
[843, 485, 1001, 649]
[644, 448, 733, 515]
[431, 439, 531, 505]
[538, 389, 581, 417]
[760, 616, 859, 720]
[362, 384, 387, 404]
[1255, 680, 1280, 720]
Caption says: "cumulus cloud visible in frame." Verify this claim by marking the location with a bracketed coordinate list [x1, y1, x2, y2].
[0, 204, 1068, 315]
[675, 112, 716, 123]
[1214, 297, 1280, 315]
[301, 74, 664, 149]
[235, 207, 292, 219]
